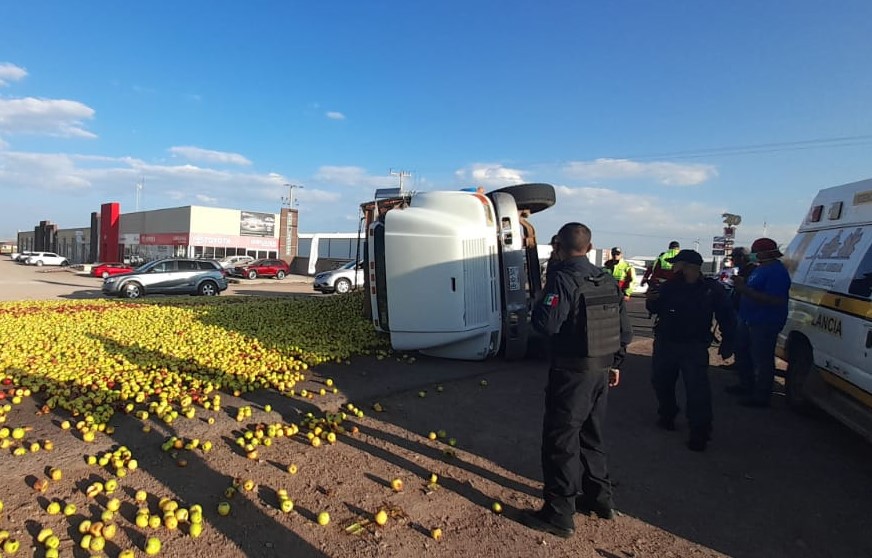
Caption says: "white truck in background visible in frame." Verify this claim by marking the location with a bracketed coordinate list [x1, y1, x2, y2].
[360, 183, 556, 361]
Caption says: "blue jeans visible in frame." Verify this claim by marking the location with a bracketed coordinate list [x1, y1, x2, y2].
[735, 321, 782, 404]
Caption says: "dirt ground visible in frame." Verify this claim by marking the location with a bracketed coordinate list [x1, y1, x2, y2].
[1, 261, 871, 558]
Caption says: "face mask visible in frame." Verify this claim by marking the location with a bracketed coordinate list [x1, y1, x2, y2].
[748, 253, 759, 264]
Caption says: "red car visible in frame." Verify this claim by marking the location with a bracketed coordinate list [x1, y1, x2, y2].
[92, 262, 135, 279]
[231, 258, 291, 280]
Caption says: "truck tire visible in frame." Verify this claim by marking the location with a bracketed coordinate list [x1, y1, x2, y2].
[489, 183, 556, 214]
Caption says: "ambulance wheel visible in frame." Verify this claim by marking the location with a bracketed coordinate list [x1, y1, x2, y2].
[786, 340, 815, 413]
[490, 183, 556, 214]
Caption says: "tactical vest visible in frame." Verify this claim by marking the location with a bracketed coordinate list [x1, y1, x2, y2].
[569, 272, 622, 358]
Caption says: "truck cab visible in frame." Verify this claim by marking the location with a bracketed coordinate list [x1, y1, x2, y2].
[362, 183, 556, 361]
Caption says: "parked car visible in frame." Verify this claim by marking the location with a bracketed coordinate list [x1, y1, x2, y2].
[12, 251, 33, 262]
[314, 260, 364, 294]
[630, 265, 649, 296]
[24, 252, 69, 266]
[91, 262, 135, 279]
[230, 258, 291, 280]
[101, 258, 228, 299]
[218, 255, 255, 269]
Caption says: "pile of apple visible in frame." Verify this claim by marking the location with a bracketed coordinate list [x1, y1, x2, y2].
[0, 294, 388, 429]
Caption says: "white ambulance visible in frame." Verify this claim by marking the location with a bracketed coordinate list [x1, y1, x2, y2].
[779, 178, 872, 440]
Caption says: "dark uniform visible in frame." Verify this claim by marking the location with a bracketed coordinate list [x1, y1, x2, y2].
[646, 274, 735, 447]
[531, 256, 633, 525]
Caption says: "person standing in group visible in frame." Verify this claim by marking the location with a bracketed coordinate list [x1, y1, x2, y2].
[726, 238, 791, 407]
[646, 250, 735, 451]
[603, 247, 636, 301]
[641, 241, 681, 292]
[718, 247, 757, 371]
[522, 223, 633, 538]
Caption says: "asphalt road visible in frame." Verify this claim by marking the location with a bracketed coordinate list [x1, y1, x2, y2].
[2, 257, 871, 557]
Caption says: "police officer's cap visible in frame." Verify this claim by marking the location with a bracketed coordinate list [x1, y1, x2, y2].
[611, 246, 622, 255]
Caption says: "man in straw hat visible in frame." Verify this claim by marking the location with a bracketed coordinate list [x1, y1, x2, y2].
[727, 238, 791, 408]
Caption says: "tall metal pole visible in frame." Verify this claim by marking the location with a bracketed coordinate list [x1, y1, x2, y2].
[282, 183, 303, 209]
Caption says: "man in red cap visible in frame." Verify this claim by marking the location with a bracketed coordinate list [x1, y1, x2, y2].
[727, 238, 791, 407]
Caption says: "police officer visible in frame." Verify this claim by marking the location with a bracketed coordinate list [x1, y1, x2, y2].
[646, 249, 735, 451]
[641, 240, 680, 289]
[603, 246, 636, 300]
[522, 222, 632, 538]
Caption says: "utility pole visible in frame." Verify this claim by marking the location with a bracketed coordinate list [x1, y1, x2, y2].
[135, 176, 144, 211]
[281, 183, 303, 208]
[389, 169, 412, 193]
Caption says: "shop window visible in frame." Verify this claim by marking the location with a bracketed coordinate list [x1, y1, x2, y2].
[214, 247, 226, 259]
[268, 251, 277, 259]
[203, 247, 215, 259]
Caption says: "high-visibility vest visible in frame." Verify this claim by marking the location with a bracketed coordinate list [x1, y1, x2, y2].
[656, 249, 680, 271]
[604, 259, 634, 295]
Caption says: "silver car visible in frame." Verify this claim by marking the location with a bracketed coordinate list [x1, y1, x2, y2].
[313, 260, 364, 294]
[102, 258, 228, 299]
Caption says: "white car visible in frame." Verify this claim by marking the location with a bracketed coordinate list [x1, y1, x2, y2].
[630, 265, 649, 296]
[218, 255, 255, 269]
[25, 252, 69, 266]
[313, 260, 364, 294]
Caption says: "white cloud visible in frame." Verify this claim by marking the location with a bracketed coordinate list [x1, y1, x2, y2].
[0, 97, 96, 138]
[563, 158, 717, 186]
[0, 63, 27, 87]
[314, 166, 396, 189]
[169, 146, 252, 166]
[0, 149, 343, 215]
[0, 137, 8, 150]
[326, 111, 346, 120]
[454, 163, 526, 188]
[526, 184, 728, 257]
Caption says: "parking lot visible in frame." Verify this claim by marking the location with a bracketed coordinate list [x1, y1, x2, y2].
[0, 259, 317, 301]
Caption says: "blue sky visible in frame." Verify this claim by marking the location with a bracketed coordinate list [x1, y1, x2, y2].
[2, 1, 872, 257]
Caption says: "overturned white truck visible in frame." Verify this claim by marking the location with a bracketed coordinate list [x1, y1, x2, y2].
[361, 183, 556, 361]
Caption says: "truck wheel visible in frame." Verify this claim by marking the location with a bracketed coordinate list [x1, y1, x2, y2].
[335, 278, 352, 294]
[786, 341, 815, 414]
[489, 183, 556, 214]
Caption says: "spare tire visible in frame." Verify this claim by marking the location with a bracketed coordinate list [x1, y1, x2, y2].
[489, 183, 556, 214]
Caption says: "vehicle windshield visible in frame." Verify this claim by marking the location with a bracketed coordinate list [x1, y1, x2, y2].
[340, 260, 358, 270]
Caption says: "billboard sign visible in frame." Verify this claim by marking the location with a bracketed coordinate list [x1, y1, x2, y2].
[240, 211, 276, 237]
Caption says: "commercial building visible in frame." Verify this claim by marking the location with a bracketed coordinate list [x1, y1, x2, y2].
[17, 202, 300, 266]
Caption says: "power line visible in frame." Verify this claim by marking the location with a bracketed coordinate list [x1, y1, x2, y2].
[615, 134, 872, 161]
